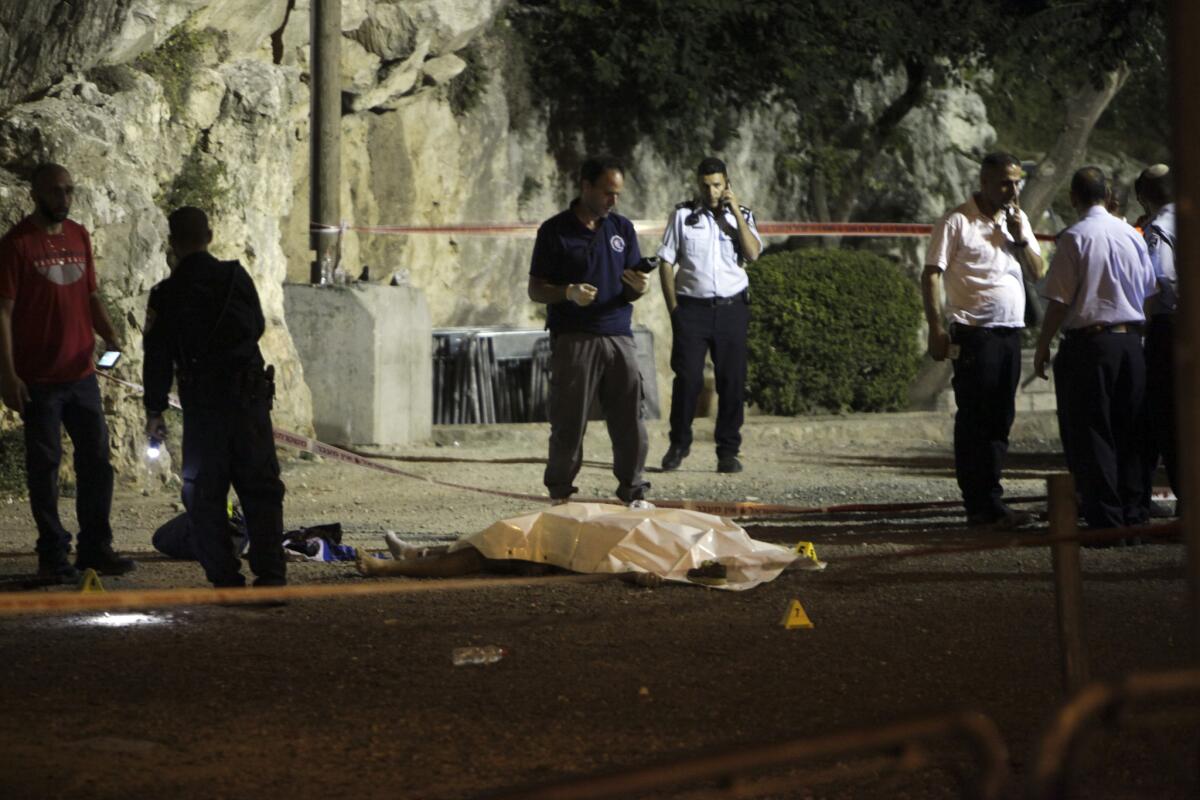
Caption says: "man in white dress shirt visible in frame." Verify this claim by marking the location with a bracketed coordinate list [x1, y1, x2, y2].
[657, 157, 762, 474]
[1034, 166, 1158, 533]
[922, 152, 1045, 528]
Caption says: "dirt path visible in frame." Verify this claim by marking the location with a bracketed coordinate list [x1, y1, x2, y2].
[0, 415, 1192, 799]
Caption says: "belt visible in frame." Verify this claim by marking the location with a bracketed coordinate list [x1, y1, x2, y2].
[677, 291, 746, 307]
[1064, 323, 1143, 337]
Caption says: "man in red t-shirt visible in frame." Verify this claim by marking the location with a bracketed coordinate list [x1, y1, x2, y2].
[0, 163, 134, 582]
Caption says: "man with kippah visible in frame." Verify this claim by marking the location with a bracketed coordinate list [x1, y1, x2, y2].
[657, 157, 761, 474]
[1134, 164, 1179, 511]
[0, 163, 133, 582]
[1034, 166, 1158, 534]
[923, 152, 1045, 529]
[143, 206, 286, 587]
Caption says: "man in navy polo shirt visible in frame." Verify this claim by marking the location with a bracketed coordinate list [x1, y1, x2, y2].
[528, 156, 652, 505]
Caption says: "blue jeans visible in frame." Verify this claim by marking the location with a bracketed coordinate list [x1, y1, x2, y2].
[22, 374, 114, 560]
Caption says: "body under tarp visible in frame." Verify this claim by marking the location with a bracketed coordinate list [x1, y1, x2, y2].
[450, 502, 806, 591]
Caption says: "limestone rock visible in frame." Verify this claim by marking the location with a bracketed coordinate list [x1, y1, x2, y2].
[421, 53, 466, 86]
[342, 38, 382, 94]
[348, 35, 429, 112]
[0, 0, 206, 108]
[352, 0, 502, 59]
[180, 68, 227, 130]
[193, 0, 290, 57]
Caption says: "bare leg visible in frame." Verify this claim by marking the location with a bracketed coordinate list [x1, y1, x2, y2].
[384, 531, 450, 561]
[357, 544, 486, 578]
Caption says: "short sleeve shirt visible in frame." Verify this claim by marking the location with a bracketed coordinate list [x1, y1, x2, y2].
[530, 202, 641, 336]
[925, 196, 1033, 328]
[1040, 206, 1157, 329]
[1145, 203, 1176, 315]
[657, 204, 761, 298]
[0, 216, 97, 383]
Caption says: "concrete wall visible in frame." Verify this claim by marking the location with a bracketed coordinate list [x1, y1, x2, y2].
[284, 283, 432, 447]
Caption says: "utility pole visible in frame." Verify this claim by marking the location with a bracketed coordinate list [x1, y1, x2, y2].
[309, 0, 341, 283]
[1170, 0, 1200, 658]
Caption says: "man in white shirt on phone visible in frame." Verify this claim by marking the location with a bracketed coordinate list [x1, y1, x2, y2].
[922, 152, 1045, 529]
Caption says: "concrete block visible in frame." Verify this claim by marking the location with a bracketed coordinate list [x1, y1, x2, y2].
[284, 282, 432, 447]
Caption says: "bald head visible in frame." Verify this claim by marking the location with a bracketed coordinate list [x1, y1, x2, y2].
[29, 163, 74, 225]
[1070, 166, 1109, 211]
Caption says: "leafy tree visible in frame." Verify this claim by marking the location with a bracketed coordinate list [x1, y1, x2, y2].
[508, 0, 1167, 225]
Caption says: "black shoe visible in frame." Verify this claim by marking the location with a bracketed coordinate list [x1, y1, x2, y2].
[660, 445, 689, 471]
[967, 506, 1034, 530]
[686, 560, 728, 586]
[716, 456, 743, 474]
[37, 555, 80, 584]
[75, 545, 137, 576]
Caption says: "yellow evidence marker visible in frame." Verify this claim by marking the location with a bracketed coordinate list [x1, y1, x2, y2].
[781, 598, 814, 630]
[792, 541, 827, 571]
[79, 568, 106, 593]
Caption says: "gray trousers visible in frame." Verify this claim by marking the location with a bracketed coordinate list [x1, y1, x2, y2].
[545, 331, 649, 502]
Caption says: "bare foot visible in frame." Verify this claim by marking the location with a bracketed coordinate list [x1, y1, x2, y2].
[384, 530, 421, 560]
[356, 549, 380, 576]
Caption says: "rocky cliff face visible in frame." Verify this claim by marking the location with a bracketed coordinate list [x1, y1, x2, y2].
[0, 0, 998, 475]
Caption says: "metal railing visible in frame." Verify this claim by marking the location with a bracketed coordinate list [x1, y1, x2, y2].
[485, 711, 1010, 800]
[1031, 669, 1200, 799]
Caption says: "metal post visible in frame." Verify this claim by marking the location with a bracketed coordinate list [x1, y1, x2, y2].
[309, 0, 342, 283]
[1171, 0, 1200, 663]
[1049, 474, 1090, 694]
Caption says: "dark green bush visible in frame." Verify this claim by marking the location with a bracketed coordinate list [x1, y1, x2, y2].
[746, 248, 922, 414]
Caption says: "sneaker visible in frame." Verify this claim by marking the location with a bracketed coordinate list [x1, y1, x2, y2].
[550, 497, 571, 506]
[627, 499, 656, 510]
[75, 545, 137, 576]
[660, 445, 689, 471]
[37, 555, 80, 584]
[716, 455, 743, 474]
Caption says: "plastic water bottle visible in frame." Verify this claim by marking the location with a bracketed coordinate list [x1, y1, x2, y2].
[451, 645, 506, 666]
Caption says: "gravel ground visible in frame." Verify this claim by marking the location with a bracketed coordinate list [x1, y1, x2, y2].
[0, 414, 1193, 799]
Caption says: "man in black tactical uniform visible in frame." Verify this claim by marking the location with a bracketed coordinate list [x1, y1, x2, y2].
[143, 206, 286, 587]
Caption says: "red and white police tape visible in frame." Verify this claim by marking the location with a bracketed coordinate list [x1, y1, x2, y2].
[97, 373, 1052, 518]
[312, 220, 1058, 242]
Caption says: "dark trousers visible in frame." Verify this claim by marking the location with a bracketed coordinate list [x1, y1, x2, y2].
[151, 511, 247, 560]
[1143, 315, 1178, 499]
[1054, 331, 1147, 529]
[544, 332, 649, 503]
[950, 325, 1021, 518]
[22, 374, 114, 560]
[668, 296, 749, 459]
[181, 398, 285, 586]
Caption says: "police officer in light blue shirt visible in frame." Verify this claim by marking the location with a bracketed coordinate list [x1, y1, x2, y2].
[1135, 164, 1179, 509]
[1034, 166, 1158, 533]
[657, 157, 762, 474]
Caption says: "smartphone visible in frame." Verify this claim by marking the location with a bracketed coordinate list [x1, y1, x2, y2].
[96, 350, 121, 369]
[634, 257, 659, 273]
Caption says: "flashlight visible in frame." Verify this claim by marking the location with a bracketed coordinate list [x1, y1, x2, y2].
[147, 435, 162, 460]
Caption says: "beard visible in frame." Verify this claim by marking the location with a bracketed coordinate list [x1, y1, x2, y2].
[35, 198, 69, 223]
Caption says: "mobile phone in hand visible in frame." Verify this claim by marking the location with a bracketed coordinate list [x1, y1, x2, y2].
[96, 350, 121, 370]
